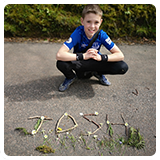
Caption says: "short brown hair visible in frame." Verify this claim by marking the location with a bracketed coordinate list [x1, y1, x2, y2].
[82, 4, 103, 19]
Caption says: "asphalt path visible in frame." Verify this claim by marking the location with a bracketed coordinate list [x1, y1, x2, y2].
[4, 42, 156, 156]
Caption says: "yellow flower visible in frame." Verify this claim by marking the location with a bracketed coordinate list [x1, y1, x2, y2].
[125, 122, 128, 126]
[58, 127, 62, 131]
[95, 111, 99, 115]
[107, 120, 110, 124]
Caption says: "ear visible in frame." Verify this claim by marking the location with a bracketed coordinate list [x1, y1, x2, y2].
[100, 19, 103, 25]
[81, 17, 84, 25]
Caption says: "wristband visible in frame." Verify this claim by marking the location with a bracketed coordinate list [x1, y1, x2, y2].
[101, 54, 108, 61]
[76, 53, 83, 61]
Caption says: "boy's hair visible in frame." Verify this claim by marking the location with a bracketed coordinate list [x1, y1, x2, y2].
[82, 4, 103, 19]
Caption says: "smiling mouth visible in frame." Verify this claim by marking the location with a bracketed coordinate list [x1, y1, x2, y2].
[88, 29, 95, 33]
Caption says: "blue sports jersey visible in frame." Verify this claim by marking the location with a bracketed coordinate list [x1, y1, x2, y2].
[64, 26, 114, 55]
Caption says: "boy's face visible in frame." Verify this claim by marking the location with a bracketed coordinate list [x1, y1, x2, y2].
[81, 13, 102, 39]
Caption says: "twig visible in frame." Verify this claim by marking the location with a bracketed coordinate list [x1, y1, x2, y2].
[82, 114, 101, 136]
[121, 113, 128, 136]
[106, 114, 108, 121]
[28, 116, 52, 120]
[56, 113, 78, 134]
[132, 89, 139, 96]
[83, 116, 91, 122]
[91, 120, 100, 128]
[121, 113, 126, 123]
[111, 123, 124, 125]
[35, 119, 44, 134]
[84, 113, 95, 116]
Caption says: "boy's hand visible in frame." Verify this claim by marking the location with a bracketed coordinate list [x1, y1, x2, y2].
[84, 49, 102, 61]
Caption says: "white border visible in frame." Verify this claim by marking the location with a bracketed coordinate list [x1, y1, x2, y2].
[2, 1, 159, 160]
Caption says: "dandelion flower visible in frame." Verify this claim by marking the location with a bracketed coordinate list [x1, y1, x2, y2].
[95, 111, 99, 115]
[41, 116, 45, 120]
[32, 130, 36, 135]
[107, 120, 110, 124]
[125, 122, 128, 126]
[44, 135, 48, 139]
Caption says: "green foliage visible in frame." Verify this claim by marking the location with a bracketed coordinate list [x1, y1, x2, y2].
[4, 4, 156, 38]
[34, 119, 41, 130]
[36, 145, 55, 154]
[15, 127, 31, 135]
[107, 123, 114, 137]
[127, 127, 145, 149]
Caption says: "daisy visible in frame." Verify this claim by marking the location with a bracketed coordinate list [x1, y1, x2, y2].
[95, 111, 99, 115]
[32, 130, 36, 135]
[41, 116, 45, 120]
[44, 135, 48, 139]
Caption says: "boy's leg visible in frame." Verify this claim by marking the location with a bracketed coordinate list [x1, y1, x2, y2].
[56, 61, 77, 92]
[56, 60, 91, 79]
[77, 59, 128, 75]
[56, 60, 76, 79]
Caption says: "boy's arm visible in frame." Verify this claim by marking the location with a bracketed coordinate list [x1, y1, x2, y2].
[56, 44, 93, 61]
[56, 44, 76, 61]
[89, 44, 124, 62]
[108, 44, 124, 62]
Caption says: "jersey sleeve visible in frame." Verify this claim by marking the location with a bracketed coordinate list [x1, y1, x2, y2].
[64, 27, 81, 50]
[101, 31, 115, 51]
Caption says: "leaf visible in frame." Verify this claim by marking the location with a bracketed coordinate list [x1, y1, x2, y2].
[34, 119, 41, 130]
[15, 127, 31, 135]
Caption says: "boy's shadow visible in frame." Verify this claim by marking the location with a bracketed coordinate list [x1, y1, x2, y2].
[4, 76, 98, 102]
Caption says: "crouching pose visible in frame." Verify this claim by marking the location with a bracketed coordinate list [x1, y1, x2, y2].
[56, 4, 128, 92]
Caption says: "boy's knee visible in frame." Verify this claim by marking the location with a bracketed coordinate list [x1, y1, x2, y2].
[56, 60, 68, 70]
[56, 60, 72, 72]
[56, 60, 62, 70]
[120, 62, 128, 74]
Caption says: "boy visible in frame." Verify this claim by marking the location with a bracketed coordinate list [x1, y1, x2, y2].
[56, 4, 128, 92]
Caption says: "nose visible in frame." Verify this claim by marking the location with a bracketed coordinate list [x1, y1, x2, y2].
[90, 23, 95, 28]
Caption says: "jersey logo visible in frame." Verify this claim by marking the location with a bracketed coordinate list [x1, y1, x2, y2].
[66, 37, 72, 43]
[105, 37, 112, 45]
[92, 42, 100, 50]
[81, 44, 87, 48]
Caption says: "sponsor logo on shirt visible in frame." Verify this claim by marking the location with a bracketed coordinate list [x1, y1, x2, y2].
[92, 42, 100, 50]
[105, 37, 112, 45]
[81, 44, 87, 48]
[66, 37, 72, 43]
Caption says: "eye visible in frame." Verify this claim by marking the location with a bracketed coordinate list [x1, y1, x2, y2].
[95, 21, 99, 24]
[87, 21, 91, 23]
